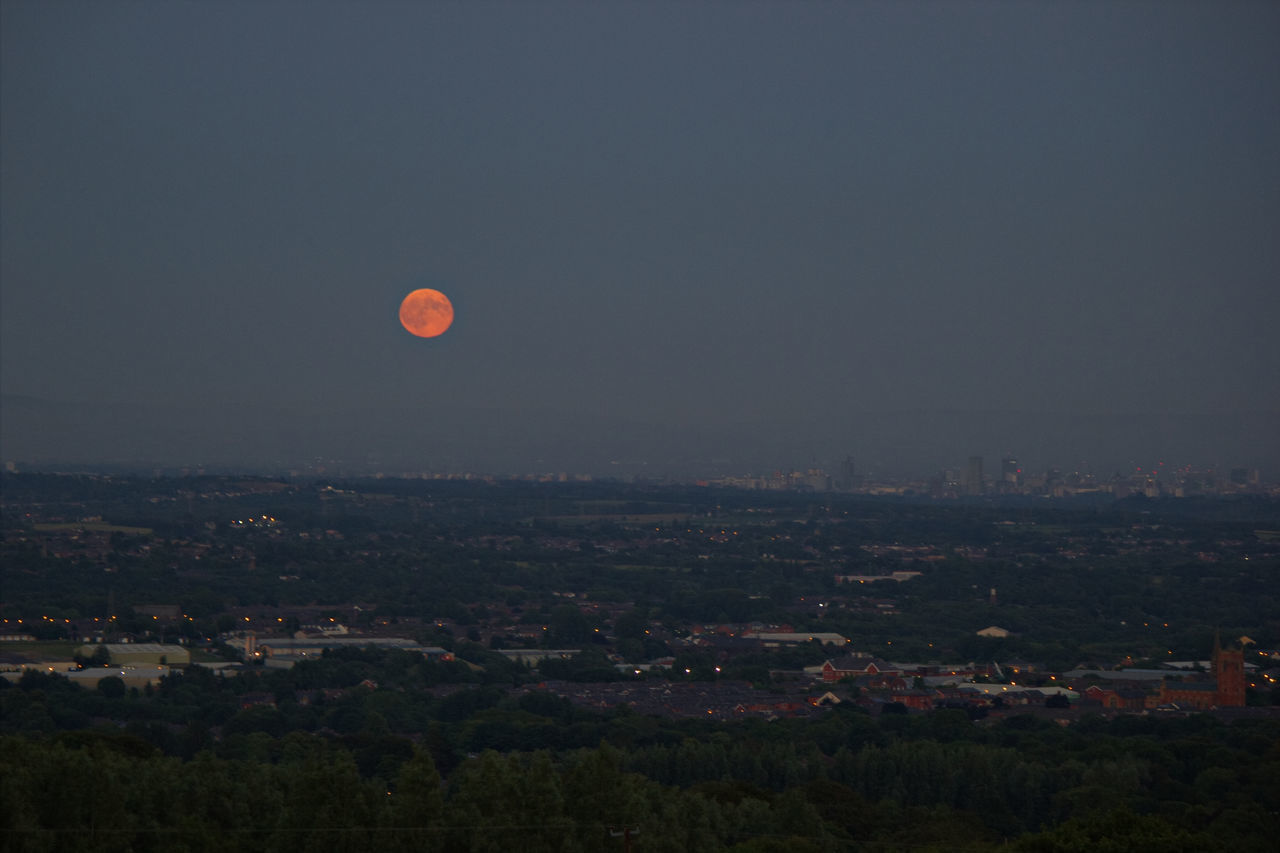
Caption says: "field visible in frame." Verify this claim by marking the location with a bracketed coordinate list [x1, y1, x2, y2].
[0, 641, 81, 660]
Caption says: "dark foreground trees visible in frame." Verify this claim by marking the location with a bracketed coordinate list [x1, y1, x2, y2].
[3, 706, 1278, 853]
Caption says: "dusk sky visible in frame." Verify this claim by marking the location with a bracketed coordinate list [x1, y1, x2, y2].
[3, 1, 1278, 477]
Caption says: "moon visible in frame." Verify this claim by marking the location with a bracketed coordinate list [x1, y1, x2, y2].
[398, 288, 454, 338]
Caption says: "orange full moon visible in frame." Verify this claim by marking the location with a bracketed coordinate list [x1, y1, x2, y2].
[398, 288, 454, 338]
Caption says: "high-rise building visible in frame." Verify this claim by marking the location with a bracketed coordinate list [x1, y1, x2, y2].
[965, 456, 984, 496]
[838, 456, 856, 491]
[1230, 468, 1260, 488]
[1001, 456, 1021, 487]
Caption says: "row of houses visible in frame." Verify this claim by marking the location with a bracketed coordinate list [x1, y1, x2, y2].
[818, 654, 1032, 684]
[515, 679, 834, 720]
[818, 639, 1256, 711]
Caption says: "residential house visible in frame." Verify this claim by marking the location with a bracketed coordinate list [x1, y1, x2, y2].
[821, 654, 902, 684]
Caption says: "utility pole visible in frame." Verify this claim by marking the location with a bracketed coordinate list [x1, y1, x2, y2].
[609, 825, 640, 852]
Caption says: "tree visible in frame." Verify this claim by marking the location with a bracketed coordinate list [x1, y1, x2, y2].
[1014, 807, 1224, 853]
[614, 608, 650, 640]
[97, 676, 126, 698]
[549, 604, 590, 645]
[563, 744, 651, 849]
[444, 751, 525, 852]
[277, 751, 378, 852]
[388, 747, 445, 852]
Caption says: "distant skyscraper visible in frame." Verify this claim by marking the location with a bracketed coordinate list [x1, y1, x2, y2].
[966, 456, 984, 496]
[838, 456, 856, 491]
[1229, 467, 1259, 488]
[1001, 456, 1021, 486]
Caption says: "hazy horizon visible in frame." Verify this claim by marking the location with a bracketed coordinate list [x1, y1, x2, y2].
[4, 391, 1276, 481]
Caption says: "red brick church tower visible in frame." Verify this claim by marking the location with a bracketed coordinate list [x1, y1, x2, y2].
[1213, 633, 1246, 708]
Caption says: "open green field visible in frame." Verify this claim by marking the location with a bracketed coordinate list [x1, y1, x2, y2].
[33, 522, 153, 535]
[0, 641, 80, 660]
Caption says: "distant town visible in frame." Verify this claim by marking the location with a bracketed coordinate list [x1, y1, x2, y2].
[3, 470, 1277, 849]
[4, 470, 1277, 715]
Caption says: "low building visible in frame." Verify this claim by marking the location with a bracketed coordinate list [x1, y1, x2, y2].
[742, 632, 850, 647]
[66, 666, 172, 690]
[253, 636, 450, 666]
[0, 656, 78, 679]
[890, 687, 940, 711]
[834, 571, 922, 584]
[1083, 684, 1150, 711]
[496, 649, 581, 665]
[821, 654, 902, 684]
[1157, 636, 1247, 710]
[78, 643, 190, 666]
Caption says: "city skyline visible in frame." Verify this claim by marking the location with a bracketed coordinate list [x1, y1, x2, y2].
[4, 424, 1274, 498]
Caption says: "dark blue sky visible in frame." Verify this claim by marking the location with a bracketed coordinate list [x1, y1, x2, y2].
[3, 1, 1278, 476]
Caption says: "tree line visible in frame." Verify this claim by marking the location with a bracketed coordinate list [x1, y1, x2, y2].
[3, 660, 1277, 851]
